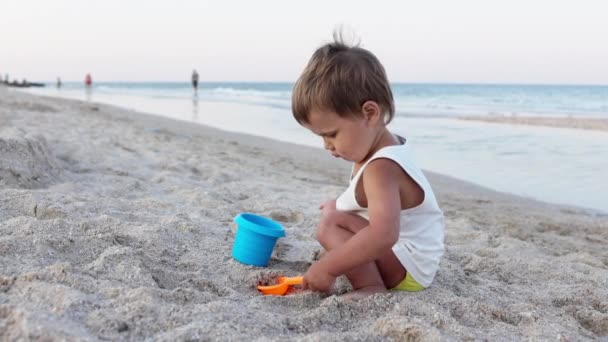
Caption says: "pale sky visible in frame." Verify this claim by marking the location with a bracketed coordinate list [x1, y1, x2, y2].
[2, 0, 607, 84]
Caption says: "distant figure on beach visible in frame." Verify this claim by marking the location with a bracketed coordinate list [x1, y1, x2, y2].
[191, 69, 199, 92]
[85, 73, 92, 87]
[291, 31, 445, 298]
[56, 77, 62, 89]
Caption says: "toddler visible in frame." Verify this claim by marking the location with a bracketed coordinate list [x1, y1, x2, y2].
[291, 33, 445, 297]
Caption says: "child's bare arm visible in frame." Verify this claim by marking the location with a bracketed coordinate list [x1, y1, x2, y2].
[305, 160, 403, 289]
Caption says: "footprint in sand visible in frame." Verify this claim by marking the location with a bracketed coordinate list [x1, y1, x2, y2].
[269, 210, 304, 225]
[571, 307, 608, 335]
[535, 222, 572, 236]
[272, 240, 291, 259]
[554, 293, 608, 335]
[180, 278, 231, 297]
[490, 307, 533, 326]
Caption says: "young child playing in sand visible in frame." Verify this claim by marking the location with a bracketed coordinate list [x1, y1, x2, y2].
[291, 33, 445, 297]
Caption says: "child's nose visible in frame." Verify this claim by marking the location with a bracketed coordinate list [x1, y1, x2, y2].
[323, 139, 334, 151]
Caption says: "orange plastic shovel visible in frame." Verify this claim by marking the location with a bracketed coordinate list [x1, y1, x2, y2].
[257, 276, 303, 296]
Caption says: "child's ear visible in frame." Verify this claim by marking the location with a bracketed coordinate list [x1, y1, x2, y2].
[361, 101, 381, 124]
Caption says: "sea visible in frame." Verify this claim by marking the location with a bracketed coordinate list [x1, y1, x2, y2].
[22, 82, 608, 214]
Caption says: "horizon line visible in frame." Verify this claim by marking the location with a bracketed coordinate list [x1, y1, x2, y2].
[29, 80, 608, 87]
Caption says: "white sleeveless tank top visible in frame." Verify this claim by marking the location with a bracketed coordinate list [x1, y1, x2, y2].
[335, 136, 445, 287]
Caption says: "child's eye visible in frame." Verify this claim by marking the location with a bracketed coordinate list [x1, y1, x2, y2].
[327, 132, 337, 138]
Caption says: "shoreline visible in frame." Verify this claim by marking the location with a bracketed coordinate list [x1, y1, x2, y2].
[15, 86, 608, 212]
[1, 88, 607, 340]
[16, 87, 608, 213]
[459, 114, 608, 132]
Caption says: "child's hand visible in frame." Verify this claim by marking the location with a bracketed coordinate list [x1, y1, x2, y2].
[302, 260, 336, 293]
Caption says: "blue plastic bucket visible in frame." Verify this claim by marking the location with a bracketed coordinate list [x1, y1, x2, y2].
[232, 213, 285, 266]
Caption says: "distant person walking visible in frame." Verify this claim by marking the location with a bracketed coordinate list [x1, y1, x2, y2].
[191, 69, 199, 92]
[85, 73, 92, 87]
[56, 77, 62, 89]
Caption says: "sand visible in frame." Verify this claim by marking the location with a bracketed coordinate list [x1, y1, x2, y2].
[460, 115, 608, 132]
[1, 86, 607, 341]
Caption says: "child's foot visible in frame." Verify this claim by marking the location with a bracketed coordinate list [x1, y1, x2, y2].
[341, 285, 387, 301]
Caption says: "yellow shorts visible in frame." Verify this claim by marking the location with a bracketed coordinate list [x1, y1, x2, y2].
[391, 272, 425, 292]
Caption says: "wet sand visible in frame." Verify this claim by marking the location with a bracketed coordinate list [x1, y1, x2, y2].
[460, 114, 608, 132]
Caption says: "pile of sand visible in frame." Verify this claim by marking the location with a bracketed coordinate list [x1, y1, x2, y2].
[0, 127, 64, 189]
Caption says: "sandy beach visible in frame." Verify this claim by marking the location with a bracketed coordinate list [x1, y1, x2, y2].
[1, 86, 607, 340]
[460, 115, 608, 132]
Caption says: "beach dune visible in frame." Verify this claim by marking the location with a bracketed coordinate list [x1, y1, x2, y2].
[1, 87, 607, 340]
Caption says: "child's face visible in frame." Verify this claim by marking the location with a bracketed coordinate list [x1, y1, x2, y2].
[304, 109, 376, 163]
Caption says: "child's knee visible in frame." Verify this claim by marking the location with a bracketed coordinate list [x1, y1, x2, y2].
[315, 219, 332, 243]
[316, 209, 339, 242]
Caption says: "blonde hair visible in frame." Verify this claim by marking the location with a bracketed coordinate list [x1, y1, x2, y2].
[292, 31, 395, 125]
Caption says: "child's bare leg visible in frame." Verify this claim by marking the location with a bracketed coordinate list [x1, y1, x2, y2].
[316, 202, 387, 295]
